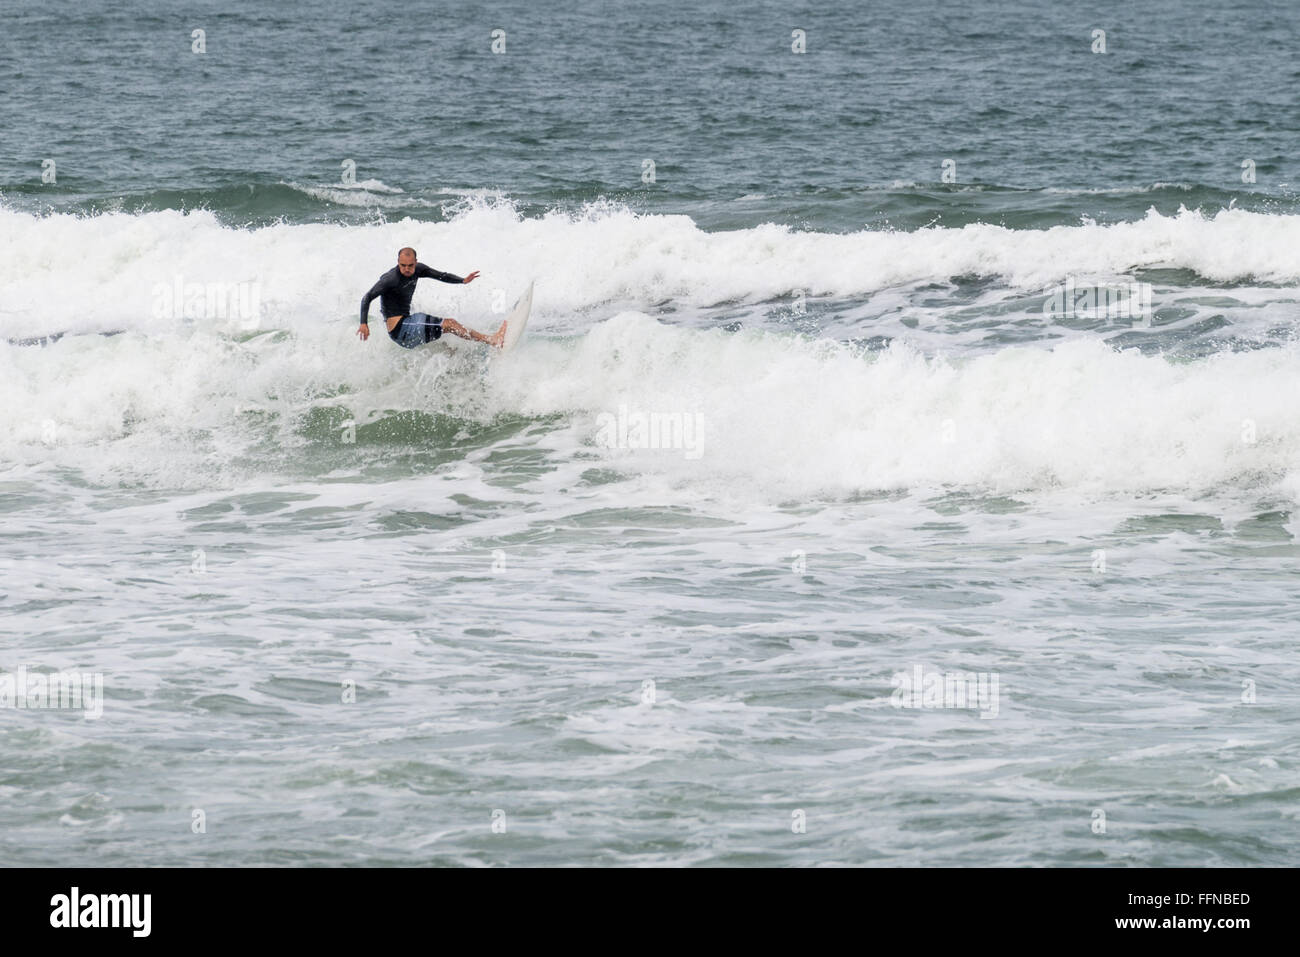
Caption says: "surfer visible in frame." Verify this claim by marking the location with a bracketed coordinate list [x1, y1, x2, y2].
[357, 247, 505, 348]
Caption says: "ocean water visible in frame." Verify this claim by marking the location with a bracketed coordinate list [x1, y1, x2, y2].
[2, 0, 1299, 866]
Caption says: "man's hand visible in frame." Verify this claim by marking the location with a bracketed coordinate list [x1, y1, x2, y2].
[357, 323, 369, 341]
[463, 270, 480, 284]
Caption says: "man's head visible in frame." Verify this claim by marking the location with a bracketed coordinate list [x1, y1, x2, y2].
[397, 247, 417, 276]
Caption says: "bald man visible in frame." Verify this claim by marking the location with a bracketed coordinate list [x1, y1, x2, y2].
[358, 247, 504, 348]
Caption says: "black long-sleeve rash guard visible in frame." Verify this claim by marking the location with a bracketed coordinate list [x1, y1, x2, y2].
[359, 263, 464, 324]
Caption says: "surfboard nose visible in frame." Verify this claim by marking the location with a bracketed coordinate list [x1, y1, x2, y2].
[499, 281, 535, 353]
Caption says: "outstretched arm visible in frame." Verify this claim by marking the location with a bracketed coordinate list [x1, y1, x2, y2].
[416, 263, 479, 284]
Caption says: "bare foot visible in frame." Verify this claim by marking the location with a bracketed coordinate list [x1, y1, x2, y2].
[488, 320, 507, 348]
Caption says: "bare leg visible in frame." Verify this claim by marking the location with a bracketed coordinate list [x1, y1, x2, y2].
[442, 316, 506, 348]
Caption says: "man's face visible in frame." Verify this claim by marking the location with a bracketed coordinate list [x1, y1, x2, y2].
[397, 255, 416, 276]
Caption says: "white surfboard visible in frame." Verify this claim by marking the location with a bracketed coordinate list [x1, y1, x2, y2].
[499, 282, 534, 353]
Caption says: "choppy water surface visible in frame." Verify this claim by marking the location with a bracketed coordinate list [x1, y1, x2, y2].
[1, 0, 1298, 865]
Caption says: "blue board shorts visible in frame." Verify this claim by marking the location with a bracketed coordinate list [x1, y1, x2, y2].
[387, 313, 443, 349]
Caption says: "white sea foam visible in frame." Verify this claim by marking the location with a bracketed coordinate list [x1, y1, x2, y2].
[3, 297, 1298, 501]
[2, 201, 1298, 340]
[493, 318, 1300, 499]
[285, 179, 438, 209]
[2, 201, 1298, 498]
